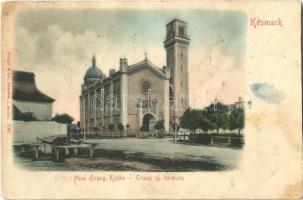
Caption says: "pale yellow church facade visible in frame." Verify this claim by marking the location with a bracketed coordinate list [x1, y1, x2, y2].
[80, 19, 190, 135]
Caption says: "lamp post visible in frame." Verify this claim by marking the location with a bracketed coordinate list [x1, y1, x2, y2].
[202, 90, 207, 109]
[83, 95, 86, 140]
[214, 98, 218, 134]
[174, 110, 177, 142]
[147, 88, 151, 111]
[101, 88, 104, 135]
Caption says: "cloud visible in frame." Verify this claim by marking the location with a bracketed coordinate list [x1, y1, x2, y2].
[15, 24, 167, 121]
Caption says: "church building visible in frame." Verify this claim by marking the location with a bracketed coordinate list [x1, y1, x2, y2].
[80, 19, 190, 135]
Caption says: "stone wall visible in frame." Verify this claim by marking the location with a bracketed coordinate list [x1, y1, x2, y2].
[13, 121, 67, 143]
[14, 100, 53, 120]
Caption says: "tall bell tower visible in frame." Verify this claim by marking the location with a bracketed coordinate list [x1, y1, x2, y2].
[164, 19, 190, 124]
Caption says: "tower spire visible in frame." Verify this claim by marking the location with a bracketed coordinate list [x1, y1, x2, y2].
[92, 54, 96, 67]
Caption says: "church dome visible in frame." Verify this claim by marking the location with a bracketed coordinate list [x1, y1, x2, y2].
[84, 55, 104, 80]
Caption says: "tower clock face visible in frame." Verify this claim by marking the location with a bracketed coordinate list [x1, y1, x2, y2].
[141, 79, 152, 93]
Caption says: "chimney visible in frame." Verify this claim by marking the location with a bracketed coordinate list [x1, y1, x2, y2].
[120, 58, 128, 73]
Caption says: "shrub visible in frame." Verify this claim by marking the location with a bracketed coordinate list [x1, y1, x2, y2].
[189, 134, 212, 145]
[230, 137, 244, 148]
[52, 113, 74, 124]
[92, 127, 99, 132]
[117, 122, 124, 131]
[108, 124, 115, 131]
[23, 112, 37, 122]
[140, 126, 148, 132]
[155, 120, 164, 131]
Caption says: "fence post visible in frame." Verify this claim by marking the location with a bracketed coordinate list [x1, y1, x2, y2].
[34, 146, 39, 160]
[55, 148, 59, 161]
[89, 145, 95, 158]
[21, 145, 25, 153]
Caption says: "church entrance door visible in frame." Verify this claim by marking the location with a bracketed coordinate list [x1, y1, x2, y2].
[142, 113, 155, 132]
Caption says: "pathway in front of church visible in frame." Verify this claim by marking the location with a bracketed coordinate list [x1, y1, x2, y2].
[15, 138, 242, 171]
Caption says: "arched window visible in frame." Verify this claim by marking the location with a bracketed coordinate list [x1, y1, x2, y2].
[179, 26, 184, 37]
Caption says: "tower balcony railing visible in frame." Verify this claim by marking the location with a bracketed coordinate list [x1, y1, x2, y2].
[164, 34, 190, 42]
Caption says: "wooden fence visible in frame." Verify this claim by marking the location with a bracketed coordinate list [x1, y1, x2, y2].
[75, 131, 128, 139]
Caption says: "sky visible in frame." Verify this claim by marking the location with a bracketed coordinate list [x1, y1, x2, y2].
[14, 9, 247, 121]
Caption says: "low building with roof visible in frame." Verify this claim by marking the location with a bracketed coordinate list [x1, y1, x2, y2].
[13, 70, 55, 121]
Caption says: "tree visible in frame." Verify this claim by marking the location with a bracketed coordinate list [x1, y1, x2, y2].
[171, 122, 178, 131]
[180, 108, 200, 133]
[117, 123, 124, 132]
[228, 107, 245, 134]
[108, 124, 115, 131]
[125, 124, 130, 135]
[180, 103, 243, 135]
[154, 120, 164, 137]
[155, 119, 164, 131]
[205, 102, 228, 134]
[198, 110, 212, 133]
[52, 113, 74, 124]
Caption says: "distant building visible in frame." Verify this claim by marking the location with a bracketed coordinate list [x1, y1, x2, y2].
[80, 19, 190, 134]
[234, 97, 245, 109]
[226, 97, 246, 110]
[13, 70, 55, 120]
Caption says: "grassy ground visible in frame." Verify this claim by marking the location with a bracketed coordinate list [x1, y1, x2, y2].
[14, 138, 242, 171]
